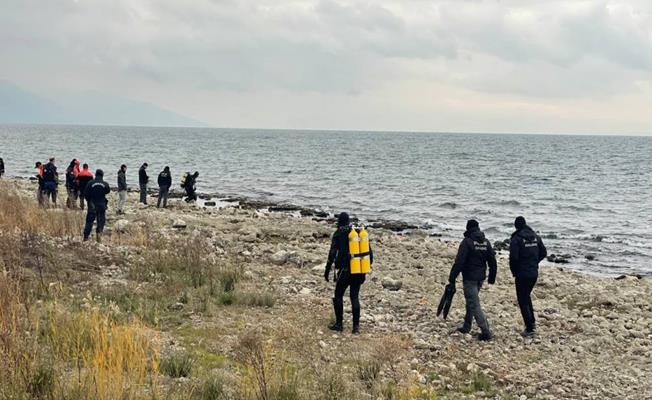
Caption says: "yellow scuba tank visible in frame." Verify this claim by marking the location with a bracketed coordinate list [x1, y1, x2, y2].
[348, 228, 361, 274]
[359, 227, 371, 274]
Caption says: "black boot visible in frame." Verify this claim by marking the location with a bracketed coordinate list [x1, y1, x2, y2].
[352, 325, 360, 335]
[329, 297, 343, 332]
[456, 325, 471, 334]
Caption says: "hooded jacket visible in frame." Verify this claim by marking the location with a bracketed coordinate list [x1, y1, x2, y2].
[509, 226, 547, 278]
[326, 226, 374, 271]
[448, 227, 497, 283]
[139, 165, 149, 185]
[84, 176, 110, 208]
[117, 169, 127, 191]
[65, 161, 79, 189]
[158, 169, 172, 187]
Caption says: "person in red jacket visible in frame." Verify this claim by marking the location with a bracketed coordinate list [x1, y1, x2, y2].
[76, 164, 94, 210]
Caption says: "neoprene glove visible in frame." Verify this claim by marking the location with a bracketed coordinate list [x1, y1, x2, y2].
[324, 267, 331, 282]
[488, 277, 496, 285]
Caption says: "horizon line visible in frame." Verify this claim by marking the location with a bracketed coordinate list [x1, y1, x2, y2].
[1, 122, 650, 138]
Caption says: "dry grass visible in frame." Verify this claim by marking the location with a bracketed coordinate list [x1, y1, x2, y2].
[0, 180, 453, 399]
[0, 182, 83, 238]
[0, 272, 160, 400]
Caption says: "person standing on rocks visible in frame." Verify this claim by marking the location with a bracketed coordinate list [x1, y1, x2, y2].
[139, 163, 149, 205]
[34, 161, 45, 205]
[509, 216, 547, 337]
[183, 171, 199, 203]
[76, 164, 94, 210]
[0, 157, 4, 178]
[42, 157, 59, 206]
[157, 166, 172, 208]
[82, 169, 110, 243]
[117, 164, 128, 214]
[65, 159, 80, 208]
[324, 212, 373, 335]
[448, 219, 497, 341]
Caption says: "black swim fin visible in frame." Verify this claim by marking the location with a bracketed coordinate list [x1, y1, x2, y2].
[436, 283, 456, 320]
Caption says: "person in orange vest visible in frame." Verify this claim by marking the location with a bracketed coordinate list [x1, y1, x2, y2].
[76, 164, 94, 210]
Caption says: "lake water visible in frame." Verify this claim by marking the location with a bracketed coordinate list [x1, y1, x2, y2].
[1, 124, 650, 276]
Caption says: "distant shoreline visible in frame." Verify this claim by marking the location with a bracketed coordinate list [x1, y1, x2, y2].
[5, 176, 648, 280]
[2, 122, 652, 138]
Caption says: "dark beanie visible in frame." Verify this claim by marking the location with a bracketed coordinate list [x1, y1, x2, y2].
[515, 216, 526, 229]
[95, 169, 104, 177]
[337, 212, 350, 227]
[466, 219, 479, 230]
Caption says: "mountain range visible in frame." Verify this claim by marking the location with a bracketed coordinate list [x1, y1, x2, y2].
[0, 81, 203, 127]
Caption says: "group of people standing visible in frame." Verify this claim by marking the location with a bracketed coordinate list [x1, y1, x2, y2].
[324, 215, 546, 340]
[26, 157, 200, 241]
[135, 163, 199, 208]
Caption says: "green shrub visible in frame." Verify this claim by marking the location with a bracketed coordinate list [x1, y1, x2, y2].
[240, 291, 276, 308]
[28, 363, 55, 399]
[201, 376, 229, 400]
[161, 353, 194, 378]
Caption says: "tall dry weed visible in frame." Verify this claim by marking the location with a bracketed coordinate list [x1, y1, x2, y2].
[0, 183, 83, 238]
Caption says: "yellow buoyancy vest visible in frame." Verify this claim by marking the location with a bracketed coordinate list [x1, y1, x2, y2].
[349, 227, 371, 275]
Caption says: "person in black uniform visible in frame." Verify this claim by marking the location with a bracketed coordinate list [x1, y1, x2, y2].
[509, 216, 547, 337]
[83, 169, 110, 243]
[139, 163, 149, 204]
[324, 212, 373, 335]
[157, 166, 172, 208]
[448, 219, 497, 341]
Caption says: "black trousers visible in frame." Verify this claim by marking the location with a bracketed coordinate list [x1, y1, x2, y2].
[83, 203, 106, 239]
[185, 188, 197, 202]
[515, 275, 538, 331]
[333, 269, 365, 326]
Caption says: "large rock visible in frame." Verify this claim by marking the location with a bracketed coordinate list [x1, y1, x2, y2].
[172, 219, 187, 229]
[270, 250, 289, 265]
[114, 219, 130, 233]
[382, 277, 403, 291]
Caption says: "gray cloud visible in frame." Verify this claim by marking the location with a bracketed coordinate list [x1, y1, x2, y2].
[1, 0, 651, 133]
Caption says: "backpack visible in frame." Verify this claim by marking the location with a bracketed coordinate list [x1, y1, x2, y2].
[180, 172, 189, 188]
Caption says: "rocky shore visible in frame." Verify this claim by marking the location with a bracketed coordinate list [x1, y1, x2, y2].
[3, 178, 651, 399]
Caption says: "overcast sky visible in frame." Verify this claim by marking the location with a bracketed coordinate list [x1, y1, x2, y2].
[2, 0, 651, 134]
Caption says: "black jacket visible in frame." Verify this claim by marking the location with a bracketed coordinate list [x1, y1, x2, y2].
[184, 174, 196, 191]
[84, 178, 110, 208]
[117, 170, 127, 191]
[509, 226, 547, 278]
[158, 171, 172, 187]
[449, 227, 497, 283]
[139, 166, 149, 185]
[326, 226, 374, 271]
[65, 167, 76, 189]
[43, 162, 58, 184]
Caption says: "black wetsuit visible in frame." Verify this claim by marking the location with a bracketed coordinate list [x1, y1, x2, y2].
[184, 175, 197, 202]
[325, 226, 373, 328]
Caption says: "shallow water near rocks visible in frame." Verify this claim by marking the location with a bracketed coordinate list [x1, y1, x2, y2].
[1, 124, 651, 276]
